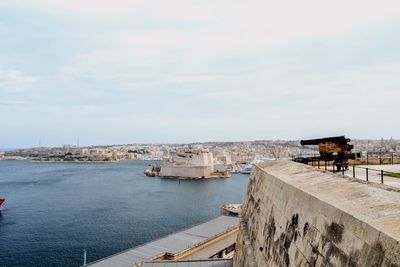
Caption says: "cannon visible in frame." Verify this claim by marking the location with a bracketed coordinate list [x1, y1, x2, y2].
[297, 136, 356, 171]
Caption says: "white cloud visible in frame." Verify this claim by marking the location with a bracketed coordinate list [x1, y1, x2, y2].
[0, 67, 37, 93]
[17, 0, 398, 92]
[3, 0, 400, 48]
[1, 0, 400, 144]
[0, 100, 25, 106]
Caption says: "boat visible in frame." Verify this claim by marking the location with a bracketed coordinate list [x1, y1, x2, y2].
[239, 158, 275, 174]
[240, 164, 252, 174]
[0, 198, 5, 208]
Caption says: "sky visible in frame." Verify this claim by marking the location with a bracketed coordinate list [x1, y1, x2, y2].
[1, 0, 400, 148]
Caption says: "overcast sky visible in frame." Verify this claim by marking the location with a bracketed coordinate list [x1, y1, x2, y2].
[1, 0, 400, 148]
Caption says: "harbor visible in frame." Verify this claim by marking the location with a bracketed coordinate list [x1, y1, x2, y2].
[0, 160, 249, 266]
[2, 0, 400, 265]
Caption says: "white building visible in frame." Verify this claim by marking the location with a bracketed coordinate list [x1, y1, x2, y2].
[147, 147, 230, 179]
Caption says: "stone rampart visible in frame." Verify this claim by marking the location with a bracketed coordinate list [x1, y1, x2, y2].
[234, 161, 400, 267]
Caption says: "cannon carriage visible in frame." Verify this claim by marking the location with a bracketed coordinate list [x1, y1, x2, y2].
[296, 136, 356, 171]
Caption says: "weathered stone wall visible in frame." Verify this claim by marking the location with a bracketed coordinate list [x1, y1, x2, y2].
[234, 161, 400, 267]
[159, 165, 213, 178]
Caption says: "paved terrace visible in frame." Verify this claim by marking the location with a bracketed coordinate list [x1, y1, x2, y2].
[346, 164, 400, 188]
[260, 161, 400, 244]
[311, 163, 400, 188]
[86, 216, 239, 267]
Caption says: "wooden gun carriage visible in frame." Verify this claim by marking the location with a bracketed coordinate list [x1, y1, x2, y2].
[296, 136, 356, 171]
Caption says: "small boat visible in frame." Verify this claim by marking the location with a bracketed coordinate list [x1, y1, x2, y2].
[0, 198, 5, 208]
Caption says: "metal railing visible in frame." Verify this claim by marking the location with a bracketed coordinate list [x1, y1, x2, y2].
[291, 152, 400, 165]
[349, 165, 385, 184]
[307, 159, 399, 185]
[363, 151, 400, 165]
[292, 151, 400, 186]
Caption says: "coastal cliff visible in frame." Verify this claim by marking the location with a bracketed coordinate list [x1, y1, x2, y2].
[234, 161, 400, 267]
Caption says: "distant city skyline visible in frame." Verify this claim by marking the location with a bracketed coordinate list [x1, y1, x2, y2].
[1, 0, 400, 148]
[2, 136, 398, 151]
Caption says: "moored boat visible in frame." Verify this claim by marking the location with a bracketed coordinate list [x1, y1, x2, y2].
[240, 164, 252, 174]
[0, 198, 5, 208]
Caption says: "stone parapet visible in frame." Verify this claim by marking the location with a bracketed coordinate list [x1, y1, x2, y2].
[234, 160, 400, 267]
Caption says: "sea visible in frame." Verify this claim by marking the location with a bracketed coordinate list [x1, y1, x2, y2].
[0, 160, 249, 267]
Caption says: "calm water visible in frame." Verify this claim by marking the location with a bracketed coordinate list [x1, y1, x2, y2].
[0, 160, 249, 267]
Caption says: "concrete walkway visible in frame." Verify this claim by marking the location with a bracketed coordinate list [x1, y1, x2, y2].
[342, 164, 400, 188]
[181, 230, 237, 260]
[85, 216, 239, 267]
[142, 259, 233, 267]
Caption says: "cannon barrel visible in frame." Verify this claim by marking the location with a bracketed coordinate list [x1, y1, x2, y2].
[300, 136, 350, 146]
